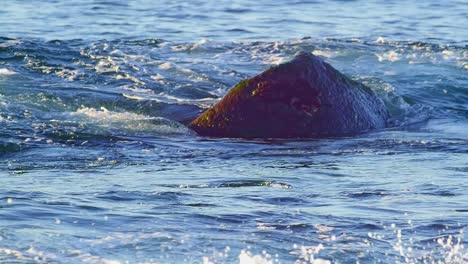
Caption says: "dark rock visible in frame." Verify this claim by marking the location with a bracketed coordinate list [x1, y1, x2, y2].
[189, 52, 389, 138]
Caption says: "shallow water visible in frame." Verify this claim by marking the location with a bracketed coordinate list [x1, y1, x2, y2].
[0, 0, 467, 263]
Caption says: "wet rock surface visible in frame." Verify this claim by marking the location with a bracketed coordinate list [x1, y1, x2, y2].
[189, 52, 389, 138]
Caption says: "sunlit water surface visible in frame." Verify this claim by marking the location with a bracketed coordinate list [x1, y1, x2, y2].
[0, 0, 467, 263]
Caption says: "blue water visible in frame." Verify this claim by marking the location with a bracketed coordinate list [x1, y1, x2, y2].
[1, 1, 467, 263]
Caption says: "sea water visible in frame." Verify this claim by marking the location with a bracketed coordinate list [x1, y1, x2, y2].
[0, 0, 467, 263]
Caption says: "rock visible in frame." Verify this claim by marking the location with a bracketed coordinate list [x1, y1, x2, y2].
[189, 52, 389, 138]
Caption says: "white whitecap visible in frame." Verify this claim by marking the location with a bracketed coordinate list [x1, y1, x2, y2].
[123, 93, 219, 108]
[0, 40, 21, 48]
[238, 250, 273, 264]
[62, 107, 192, 136]
[0, 68, 17, 75]
[375, 36, 386, 44]
[312, 49, 340, 58]
[376, 51, 400, 62]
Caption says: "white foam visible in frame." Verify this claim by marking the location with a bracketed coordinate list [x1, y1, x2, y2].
[1, 246, 121, 264]
[56, 69, 81, 81]
[312, 49, 340, 58]
[66, 250, 121, 264]
[314, 224, 334, 233]
[64, 107, 191, 135]
[150, 73, 165, 81]
[158, 62, 173, 70]
[256, 223, 276, 231]
[375, 37, 386, 44]
[0, 248, 27, 260]
[0, 39, 21, 48]
[171, 38, 222, 52]
[158, 61, 199, 77]
[150, 73, 167, 84]
[0, 68, 17, 75]
[373, 42, 466, 69]
[262, 55, 287, 65]
[114, 73, 145, 85]
[238, 250, 273, 264]
[85, 232, 172, 246]
[72, 107, 149, 121]
[95, 58, 120, 73]
[376, 50, 400, 62]
[123, 93, 219, 108]
[0, 246, 58, 263]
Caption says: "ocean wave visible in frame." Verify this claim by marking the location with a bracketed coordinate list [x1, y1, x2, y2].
[0, 36, 466, 140]
[0, 142, 22, 156]
[161, 180, 293, 189]
[64, 107, 192, 136]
